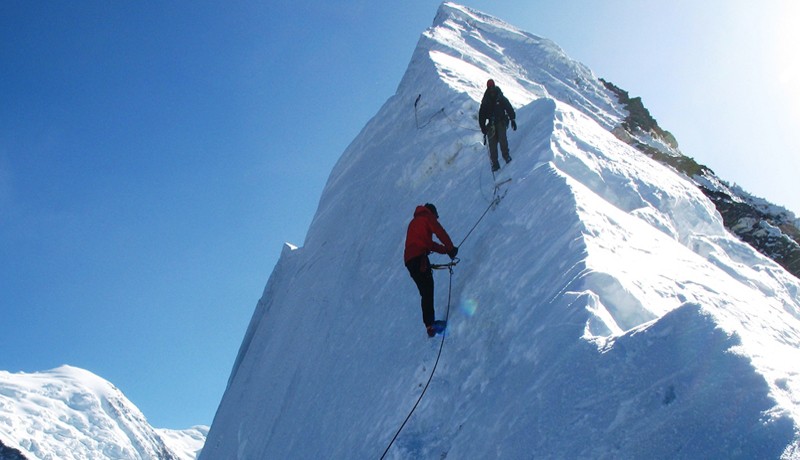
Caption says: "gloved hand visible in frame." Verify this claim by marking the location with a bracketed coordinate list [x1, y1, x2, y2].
[481, 125, 487, 135]
[448, 247, 459, 260]
[511, 120, 517, 131]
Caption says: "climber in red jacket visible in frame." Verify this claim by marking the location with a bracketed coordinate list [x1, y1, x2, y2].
[404, 203, 458, 337]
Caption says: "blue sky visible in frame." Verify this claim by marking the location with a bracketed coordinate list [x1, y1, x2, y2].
[1, 1, 797, 429]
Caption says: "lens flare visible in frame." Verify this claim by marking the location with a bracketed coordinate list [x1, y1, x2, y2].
[460, 298, 478, 317]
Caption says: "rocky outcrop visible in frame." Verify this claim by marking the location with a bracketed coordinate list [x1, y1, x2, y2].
[601, 78, 800, 279]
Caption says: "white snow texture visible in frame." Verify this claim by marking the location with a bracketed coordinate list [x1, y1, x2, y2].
[201, 3, 800, 459]
[0, 365, 206, 460]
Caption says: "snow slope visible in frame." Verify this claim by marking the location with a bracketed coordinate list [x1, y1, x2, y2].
[158, 426, 209, 460]
[202, 3, 800, 458]
[0, 366, 206, 460]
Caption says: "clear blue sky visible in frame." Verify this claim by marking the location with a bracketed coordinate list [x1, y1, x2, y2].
[1, 1, 797, 429]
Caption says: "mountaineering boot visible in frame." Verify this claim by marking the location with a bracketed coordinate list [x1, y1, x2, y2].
[426, 321, 447, 337]
[504, 155, 512, 164]
[426, 325, 436, 337]
[491, 162, 500, 172]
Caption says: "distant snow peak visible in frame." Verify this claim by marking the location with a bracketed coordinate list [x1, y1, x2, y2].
[0, 366, 206, 460]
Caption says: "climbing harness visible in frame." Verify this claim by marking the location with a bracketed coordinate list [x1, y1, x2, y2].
[380, 260, 457, 460]
[431, 257, 460, 270]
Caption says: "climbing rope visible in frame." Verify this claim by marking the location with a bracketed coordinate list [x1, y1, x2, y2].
[414, 93, 483, 132]
[414, 94, 445, 130]
[458, 194, 502, 248]
[478, 139, 513, 205]
[380, 262, 456, 460]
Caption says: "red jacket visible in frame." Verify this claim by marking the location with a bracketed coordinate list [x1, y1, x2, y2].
[404, 205, 455, 263]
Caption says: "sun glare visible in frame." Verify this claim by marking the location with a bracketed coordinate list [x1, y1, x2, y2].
[775, 1, 800, 119]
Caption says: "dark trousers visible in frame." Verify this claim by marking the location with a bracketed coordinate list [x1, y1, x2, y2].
[488, 121, 510, 168]
[406, 255, 435, 327]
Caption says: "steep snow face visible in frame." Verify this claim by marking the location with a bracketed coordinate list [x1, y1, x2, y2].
[203, 3, 800, 459]
[0, 366, 206, 460]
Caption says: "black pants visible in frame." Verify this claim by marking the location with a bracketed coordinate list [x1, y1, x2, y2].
[406, 255, 434, 327]
[488, 121, 510, 168]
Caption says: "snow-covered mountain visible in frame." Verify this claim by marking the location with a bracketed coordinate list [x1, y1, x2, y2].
[0, 365, 207, 460]
[201, 3, 800, 459]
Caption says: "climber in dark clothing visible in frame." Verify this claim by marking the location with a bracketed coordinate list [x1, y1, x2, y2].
[479, 79, 517, 172]
[404, 203, 458, 337]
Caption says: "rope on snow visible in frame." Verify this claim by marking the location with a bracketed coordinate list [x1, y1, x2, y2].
[380, 263, 455, 460]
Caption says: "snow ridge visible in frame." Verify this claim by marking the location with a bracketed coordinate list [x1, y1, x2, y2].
[412, 2, 625, 130]
[202, 3, 800, 459]
[0, 366, 206, 460]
